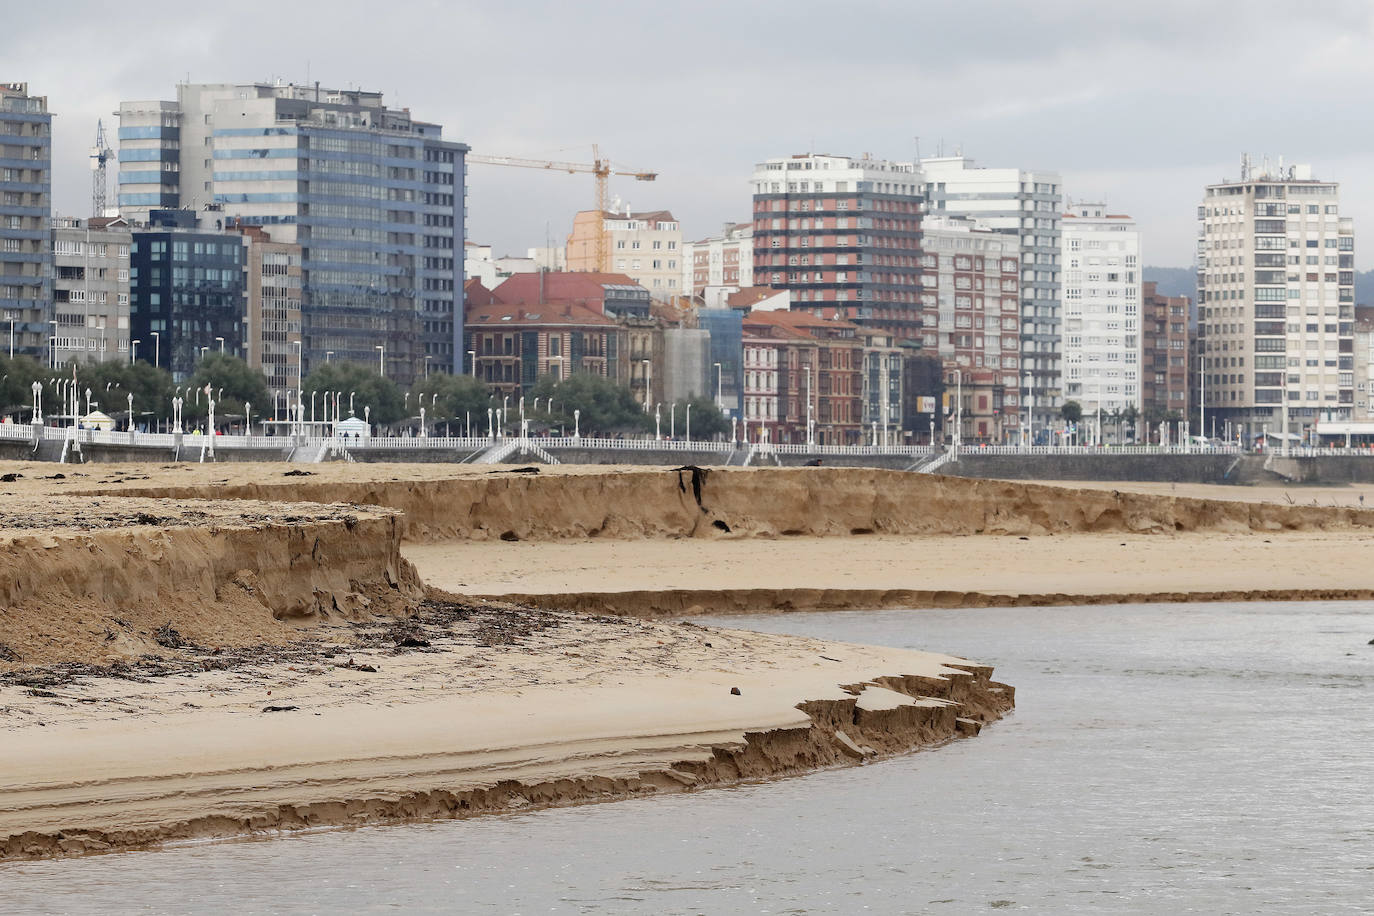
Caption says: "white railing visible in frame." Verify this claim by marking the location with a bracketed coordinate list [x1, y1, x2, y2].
[26, 424, 1374, 460]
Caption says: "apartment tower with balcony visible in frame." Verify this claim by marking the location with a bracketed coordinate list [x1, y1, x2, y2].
[1060, 202, 1143, 419]
[1197, 158, 1355, 440]
[749, 153, 924, 339]
[919, 156, 1063, 435]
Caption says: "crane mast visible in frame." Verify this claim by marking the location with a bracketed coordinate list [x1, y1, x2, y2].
[466, 146, 657, 272]
[89, 119, 114, 217]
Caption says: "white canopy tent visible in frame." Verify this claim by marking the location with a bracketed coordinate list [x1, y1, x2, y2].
[335, 416, 371, 438]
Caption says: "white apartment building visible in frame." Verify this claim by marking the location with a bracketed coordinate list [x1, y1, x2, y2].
[464, 244, 566, 290]
[919, 156, 1063, 433]
[1197, 159, 1355, 439]
[1060, 202, 1142, 420]
[683, 222, 753, 302]
[741, 338, 778, 424]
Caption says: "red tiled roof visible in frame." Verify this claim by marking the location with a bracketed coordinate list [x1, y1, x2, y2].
[742, 309, 861, 340]
[726, 286, 784, 309]
[465, 299, 614, 328]
[464, 277, 499, 307]
[492, 271, 643, 307]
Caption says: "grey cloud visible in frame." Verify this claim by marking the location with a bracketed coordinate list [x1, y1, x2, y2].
[7, 0, 1374, 268]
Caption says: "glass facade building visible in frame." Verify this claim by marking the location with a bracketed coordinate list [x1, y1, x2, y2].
[698, 307, 743, 417]
[118, 84, 467, 386]
[130, 212, 247, 380]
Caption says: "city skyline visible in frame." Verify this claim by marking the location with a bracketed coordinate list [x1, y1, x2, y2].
[5, 0, 1374, 269]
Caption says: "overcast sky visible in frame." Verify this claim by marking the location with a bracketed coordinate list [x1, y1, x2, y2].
[7, 0, 1374, 269]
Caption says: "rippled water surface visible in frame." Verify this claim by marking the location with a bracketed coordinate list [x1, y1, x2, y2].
[6, 601, 1374, 914]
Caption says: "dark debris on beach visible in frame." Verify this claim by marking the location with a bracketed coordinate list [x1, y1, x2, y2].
[0, 600, 569, 693]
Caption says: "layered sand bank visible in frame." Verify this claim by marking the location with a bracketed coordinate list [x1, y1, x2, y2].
[0, 494, 420, 668]
[0, 462, 1025, 859]
[0, 600, 1010, 859]
[6, 462, 1368, 541]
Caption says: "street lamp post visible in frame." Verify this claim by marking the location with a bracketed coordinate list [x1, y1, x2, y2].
[216, 336, 224, 355]
[655, 404, 661, 440]
[686, 402, 692, 443]
[573, 408, 580, 439]
[1023, 372, 1033, 448]
[127, 392, 133, 434]
[375, 344, 385, 378]
[49, 319, 58, 370]
[131, 339, 140, 367]
[805, 364, 814, 447]
[293, 340, 303, 399]
[151, 331, 160, 369]
[326, 350, 333, 363]
[468, 349, 476, 377]
[670, 402, 676, 440]
[713, 362, 722, 412]
[640, 358, 652, 409]
[953, 368, 963, 454]
[424, 355, 432, 378]
[1199, 349, 1206, 449]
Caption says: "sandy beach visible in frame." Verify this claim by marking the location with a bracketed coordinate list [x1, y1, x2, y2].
[5, 459, 1374, 859]
[410, 529, 1374, 615]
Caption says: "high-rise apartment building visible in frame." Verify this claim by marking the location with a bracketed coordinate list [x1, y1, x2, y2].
[1, 83, 51, 361]
[919, 156, 1063, 431]
[749, 153, 924, 338]
[1141, 281, 1189, 421]
[51, 217, 132, 365]
[1197, 159, 1355, 439]
[919, 215, 1022, 441]
[117, 82, 467, 384]
[567, 209, 682, 299]
[1060, 202, 1142, 417]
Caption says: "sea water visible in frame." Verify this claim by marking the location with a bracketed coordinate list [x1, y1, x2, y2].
[5, 601, 1373, 915]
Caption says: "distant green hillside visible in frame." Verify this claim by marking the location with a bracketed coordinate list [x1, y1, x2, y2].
[1142, 266, 1194, 299]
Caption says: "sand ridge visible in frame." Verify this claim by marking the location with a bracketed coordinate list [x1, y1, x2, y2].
[0, 599, 1010, 859]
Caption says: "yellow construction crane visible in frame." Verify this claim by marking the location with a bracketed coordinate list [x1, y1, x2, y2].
[466, 145, 657, 272]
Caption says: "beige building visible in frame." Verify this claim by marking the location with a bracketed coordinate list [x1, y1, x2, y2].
[50, 217, 132, 365]
[232, 226, 302, 394]
[566, 208, 681, 300]
[1197, 158, 1355, 440]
